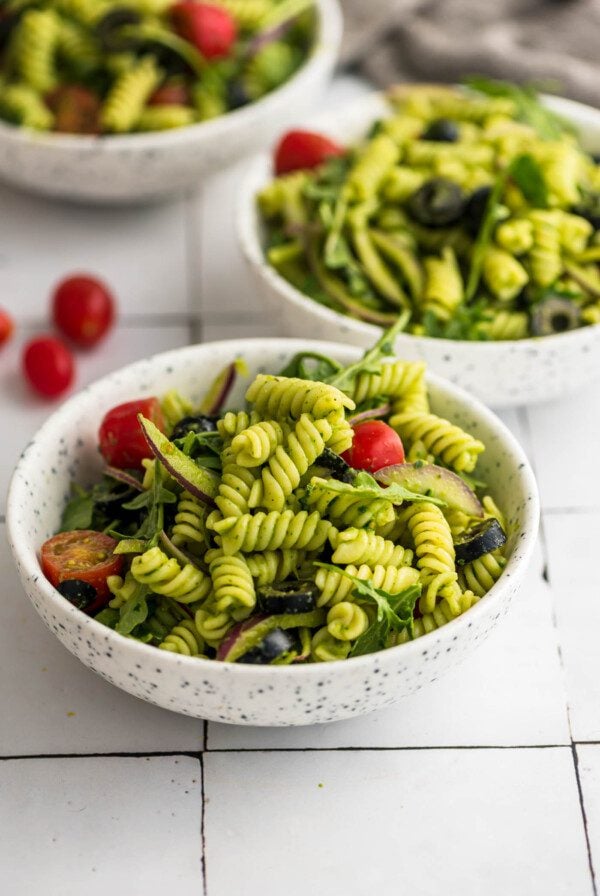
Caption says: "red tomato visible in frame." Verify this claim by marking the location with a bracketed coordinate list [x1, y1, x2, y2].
[41, 530, 123, 607]
[23, 336, 74, 399]
[171, 2, 236, 60]
[52, 274, 115, 348]
[341, 421, 405, 474]
[274, 130, 346, 175]
[45, 85, 101, 134]
[0, 308, 14, 346]
[99, 397, 165, 469]
[149, 81, 191, 106]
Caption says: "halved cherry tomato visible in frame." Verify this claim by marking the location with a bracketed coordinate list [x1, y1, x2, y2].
[52, 274, 115, 348]
[99, 397, 165, 469]
[274, 129, 346, 175]
[22, 335, 75, 399]
[0, 308, 14, 346]
[171, 2, 236, 60]
[45, 85, 101, 135]
[41, 530, 123, 609]
[341, 421, 405, 474]
[149, 81, 192, 106]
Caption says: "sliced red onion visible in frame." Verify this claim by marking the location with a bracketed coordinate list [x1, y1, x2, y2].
[139, 415, 217, 509]
[199, 361, 237, 415]
[348, 403, 391, 426]
[104, 466, 144, 491]
[159, 530, 207, 573]
[216, 617, 267, 662]
[375, 463, 484, 517]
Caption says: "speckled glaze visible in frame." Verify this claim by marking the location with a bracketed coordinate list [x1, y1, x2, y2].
[238, 91, 600, 409]
[7, 339, 539, 726]
[0, 0, 341, 204]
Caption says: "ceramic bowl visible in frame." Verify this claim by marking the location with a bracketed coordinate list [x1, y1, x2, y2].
[7, 338, 539, 726]
[0, 0, 341, 204]
[238, 91, 600, 408]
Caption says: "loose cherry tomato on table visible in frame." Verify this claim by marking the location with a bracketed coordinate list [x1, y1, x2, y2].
[99, 397, 165, 469]
[0, 307, 14, 346]
[52, 274, 115, 348]
[171, 2, 237, 60]
[274, 130, 346, 175]
[41, 530, 123, 610]
[149, 81, 192, 106]
[45, 85, 101, 134]
[22, 335, 74, 399]
[341, 421, 405, 474]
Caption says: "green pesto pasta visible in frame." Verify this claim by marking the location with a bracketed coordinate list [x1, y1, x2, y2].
[46, 329, 510, 664]
[259, 80, 600, 341]
[0, 0, 316, 135]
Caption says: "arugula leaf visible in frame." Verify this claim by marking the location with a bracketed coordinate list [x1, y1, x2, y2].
[116, 590, 149, 636]
[464, 171, 509, 304]
[315, 563, 421, 656]
[278, 351, 343, 381]
[94, 607, 120, 628]
[324, 314, 411, 393]
[421, 300, 493, 341]
[510, 154, 548, 207]
[60, 486, 95, 531]
[307, 471, 446, 507]
[464, 77, 572, 140]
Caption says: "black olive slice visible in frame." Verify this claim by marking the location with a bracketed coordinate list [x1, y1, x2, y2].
[454, 518, 507, 563]
[236, 628, 295, 664]
[96, 8, 142, 52]
[407, 178, 466, 227]
[226, 80, 250, 110]
[313, 448, 354, 483]
[530, 297, 581, 337]
[257, 581, 318, 615]
[171, 414, 219, 439]
[57, 579, 98, 610]
[422, 118, 459, 143]
[463, 185, 492, 236]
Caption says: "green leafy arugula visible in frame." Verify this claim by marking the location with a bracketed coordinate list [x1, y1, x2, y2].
[115, 589, 150, 636]
[307, 471, 446, 507]
[464, 76, 572, 140]
[324, 315, 411, 393]
[509, 154, 548, 207]
[421, 300, 493, 341]
[315, 563, 421, 656]
[278, 350, 343, 382]
[60, 477, 141, 533]
[110, 463, 177, 549]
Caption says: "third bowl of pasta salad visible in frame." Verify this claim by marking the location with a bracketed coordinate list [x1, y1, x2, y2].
[239, 80, 600, 407]
[7, 326, 539, 725]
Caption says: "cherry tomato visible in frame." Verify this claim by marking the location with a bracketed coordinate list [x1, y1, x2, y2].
[0, 307, 14, 346]
[171, 2, 236, 60]
[274, 129, 346, 175]
[99, 397, 165, 469]
[23, 336, 74, 399]
[341, 421, 405, 474]
[45, 85, 101, 135]
[52, 274, 115, 348]
[41, 530, 123, 609]
[149, 81, 191, 106]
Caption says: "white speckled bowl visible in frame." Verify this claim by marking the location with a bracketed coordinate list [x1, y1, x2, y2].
[7, 338, 539, 726]
[0, 0, 341, 204]
[238, 91, 600, 408]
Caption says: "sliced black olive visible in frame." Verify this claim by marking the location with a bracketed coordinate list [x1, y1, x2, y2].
[454, 518, 507, 563]
[530, 297, 581, 336]
[313, 448, 354, 483]
[463, 185, 492, 236]
[571, 192, 600, 230]
[407, 178, 466, 227]
[236, 628, 295, 664]
[96, 8, 142, 52]
[57, 579, 98, 611]
[226, 80, 250, 110]
[257, 580, 318, 615]
[171, 414, 219, 439]
[422, 118, 459, 143]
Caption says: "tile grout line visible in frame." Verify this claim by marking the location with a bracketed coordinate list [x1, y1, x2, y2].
[571, 743, 598, 896]
[199, 752, 209, 896]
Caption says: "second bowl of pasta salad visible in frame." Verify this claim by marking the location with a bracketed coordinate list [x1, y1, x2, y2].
[7, 330, 539, 725]
[239, 82, 600, 407]
[0, 0, 342, 202]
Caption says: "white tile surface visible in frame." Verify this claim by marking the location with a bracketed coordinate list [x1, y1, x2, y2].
[0, 324, 189, 511]
[576, 745, 600, 869]
[204, 748, 592, 896]
[0, 526, 204, 755]
[207, 541, 570, 749]
[0, 183, 190, 321]
[545, 512, 600, 741]
[0, 756, 203, 895]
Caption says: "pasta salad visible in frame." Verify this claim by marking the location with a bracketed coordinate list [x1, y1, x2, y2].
[0, 0, 315, 134]
[41, 325, 509, 664]
[259, 81, 600, 341]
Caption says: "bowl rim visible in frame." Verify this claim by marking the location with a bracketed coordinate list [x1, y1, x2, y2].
[7, 336, 540, 677]
[236, 87, 600, 351]
[0, 0, 342, 151]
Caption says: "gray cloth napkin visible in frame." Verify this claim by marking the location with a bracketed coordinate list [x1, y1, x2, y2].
[340, 0, 600, 107]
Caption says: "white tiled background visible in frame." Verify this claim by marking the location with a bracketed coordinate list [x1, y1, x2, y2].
[1, 79, 598, 896]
